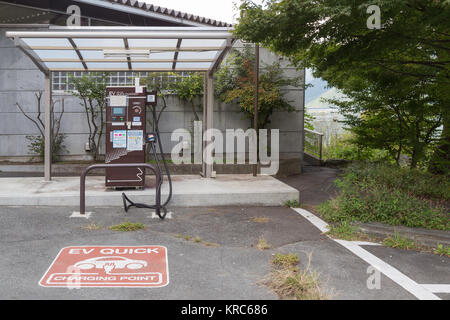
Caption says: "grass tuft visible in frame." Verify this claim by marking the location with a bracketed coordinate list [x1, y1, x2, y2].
[175, 234, 220, 247]
[108, 220, 146, 232]
[272, 253, 299, 268]
[325, 221, 373, 241]
[252, 216, 270, 223]
[82, 222, 102, 230]
[262, 253, 332, 300]
[382, 232, 419, 250]
[257, 237, 272, 250]
[433, 244, 450, 257]
[285, 200, 300, 208]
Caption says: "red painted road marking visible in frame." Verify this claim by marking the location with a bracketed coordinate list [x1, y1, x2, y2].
[40, 246, 169, 288]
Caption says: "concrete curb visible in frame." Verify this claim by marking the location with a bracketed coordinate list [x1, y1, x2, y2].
[0, 175, 299, 208]
[355, 222, 450, 248]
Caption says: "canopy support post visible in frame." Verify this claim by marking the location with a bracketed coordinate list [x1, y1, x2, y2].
[44, 74, 52, 181]
[202, 72, 214, 178]
[253, 44, 259, 177]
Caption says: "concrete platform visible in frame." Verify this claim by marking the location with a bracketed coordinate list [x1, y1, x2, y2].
[0, 174, 299, 207]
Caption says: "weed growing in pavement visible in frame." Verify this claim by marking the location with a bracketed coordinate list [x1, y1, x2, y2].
[433, 244, 450, 257]
[108, 220, 146, 232]
[175, 234, 220, 247]
[382, 232, 419, 250]
[252, 216, 270, 223]
[272, 253, 300, 268]
[285, 200, 300, 208]
[257, 237, 272, 250]
[326, 221, 373, 241]
[262, 253, 332, 300]
[82, 222, 102, 230]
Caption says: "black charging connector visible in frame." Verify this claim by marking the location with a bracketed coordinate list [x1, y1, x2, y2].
[121, 97, 173, 220]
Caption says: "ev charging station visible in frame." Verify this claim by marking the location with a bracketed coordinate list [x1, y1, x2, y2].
[104, 84, 173, 218]
[105, 85, 152, 189]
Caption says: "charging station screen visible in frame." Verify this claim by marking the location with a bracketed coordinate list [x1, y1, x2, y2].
[112, 107, 125, 116]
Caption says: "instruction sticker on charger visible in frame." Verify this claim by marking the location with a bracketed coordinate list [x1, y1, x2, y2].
[127, 130, 143, 151]
[112, 130, 127, 148]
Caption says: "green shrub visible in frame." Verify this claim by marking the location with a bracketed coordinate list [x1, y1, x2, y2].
[317, 163, 449, 230]
[322, 133, 389, 162]
[284, 200, 300, 208]
[26, 134, 66, 162]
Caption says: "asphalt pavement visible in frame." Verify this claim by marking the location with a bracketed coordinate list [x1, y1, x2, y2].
[0, 205, 448, 300]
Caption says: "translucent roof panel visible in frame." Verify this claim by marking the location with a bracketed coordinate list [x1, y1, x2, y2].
[178, 51, 219, 60]
[128, 39, 178, 48]
[73, 38, 124, 48]
[35, 50, 79, 60]
[79, 50, 105, 60]
[44, 62, 84, 69]
[132, 62, 173, 70]
[181, 39, 226, 48]
[22, 38, 71, 48]
[148, 51, 176, 60]
[176, 62, 213, 70]
[85, 62, 128, 70]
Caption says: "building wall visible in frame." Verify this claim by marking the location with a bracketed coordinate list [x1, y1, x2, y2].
[0, 28, 305, 162]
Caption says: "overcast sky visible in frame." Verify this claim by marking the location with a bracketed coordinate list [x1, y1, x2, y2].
[141, 0, 243, 24]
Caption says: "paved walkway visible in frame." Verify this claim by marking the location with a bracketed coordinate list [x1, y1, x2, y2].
[279, 164, 340, 206]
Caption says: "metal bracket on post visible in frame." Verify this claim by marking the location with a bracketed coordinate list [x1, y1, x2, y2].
[77, 163, 161, 217]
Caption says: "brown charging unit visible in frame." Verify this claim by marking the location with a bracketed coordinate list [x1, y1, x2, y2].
[105, 86, 157, 188]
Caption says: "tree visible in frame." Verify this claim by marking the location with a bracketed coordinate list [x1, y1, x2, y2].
[328, 71, 443, 167]
[215, 45, 300, 129]
[171, 73, 204, 121]
[141, 72, 175, 132]
[234, 0, 450, 172]
[16, 91, 66, 162]
[69, 73, 109, 161]
[142, 72, 204, 129]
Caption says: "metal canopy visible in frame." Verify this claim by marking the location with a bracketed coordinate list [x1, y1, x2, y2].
[5, 26, 235, 181]
[6, 26, 234, 74]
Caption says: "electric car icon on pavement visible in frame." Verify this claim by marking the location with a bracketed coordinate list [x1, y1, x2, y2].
[74, 256, 148, 270]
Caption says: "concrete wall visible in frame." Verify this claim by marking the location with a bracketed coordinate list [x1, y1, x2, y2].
[0, 28, 305, 163]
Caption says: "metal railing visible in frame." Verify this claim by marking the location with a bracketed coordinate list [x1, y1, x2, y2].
[80, 163, 160, 216]
[304, 128, 324, 161]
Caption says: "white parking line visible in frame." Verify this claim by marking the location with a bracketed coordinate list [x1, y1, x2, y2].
[421, 284, 450, 293]
[294, 208, 330, 233]
[291, 208, 441, 300]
